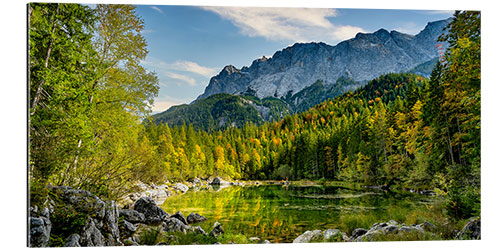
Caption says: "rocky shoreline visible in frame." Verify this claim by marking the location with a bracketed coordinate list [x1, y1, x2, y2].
[292, 217, 480, 243]
[29, 180, 480, 247]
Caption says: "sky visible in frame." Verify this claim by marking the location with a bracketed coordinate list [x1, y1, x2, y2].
[135, 5, 453, 113]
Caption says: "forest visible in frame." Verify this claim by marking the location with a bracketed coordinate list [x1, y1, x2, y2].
[29, 3, 480, 221]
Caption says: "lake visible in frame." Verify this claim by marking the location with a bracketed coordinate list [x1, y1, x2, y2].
[160, 183, 438, 243]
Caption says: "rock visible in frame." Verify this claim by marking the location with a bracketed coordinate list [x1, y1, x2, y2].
[119, 209, 146, 223]
[29, 216, 51, 247]
[210, 221, 225, 237]
[323, 229, 348, 242]
[64, 234, 81, 247]
[80, 218, 105, 246]
[187, 212, 207, 224]
[457, 217, 480, 240]
[262, 240, 271, 244]
[293, 229, 323, 243]
[103, 200, 120, 245]
[134, 197, 168, 225]
[174, 183, 189, 193]
[192, 226, 207, 235]
[418, 221, 437, 231]
[123, 237, 139, 246]
[46, 186, 122, 246]
[383, 225, 399, 234]
[193, 178, 202, 187]
[351, 228, 368, 238]
[164, 217, 188, 233]
[122, 220, 137, 233]
[210, 177, 229, 186]
[171, 211, 188, 225]
[249, 237, 261, 243]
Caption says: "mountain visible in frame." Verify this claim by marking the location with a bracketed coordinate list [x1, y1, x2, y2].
[153, 93, 291, 131]
[197, 18, 450, 100]
[153, 18, 451, 130]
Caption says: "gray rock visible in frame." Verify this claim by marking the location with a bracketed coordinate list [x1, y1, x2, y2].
[122, 220, 137, 233]
[262, 240, 271, 244]
[323, 229, 348, 242]
[293, 229, 323, 243]
[164, 217, 188, 233]
[187, 212, 207, 224]
[210, 221, 225, 237]
[171, 211, 188, 225]
[80, 218, 105, 247]
[210, 177, 229, 185]
[29, 216, 51, 247]
[103, 200, 120, 245]
[457, 217, 480, 240]
[383, 225, 399, 234]
[64, 234, 81, 247]
[119, 209, 146, 223]
[351, 228, 368, 238]
[192, 226, 207, 235]
[134, 197, 168, 225]
[418, 221, 437, 231]
[249, 237, 261, 243]
[174, 183, 189, 193]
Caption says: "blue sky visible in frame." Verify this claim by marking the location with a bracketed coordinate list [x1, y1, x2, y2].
[134, 5, 453, 113]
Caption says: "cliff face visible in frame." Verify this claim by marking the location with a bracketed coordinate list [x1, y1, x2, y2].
[197, 18, 451, 100]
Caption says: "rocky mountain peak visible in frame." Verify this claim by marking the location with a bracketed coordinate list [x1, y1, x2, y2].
[196, 18, 451, 101]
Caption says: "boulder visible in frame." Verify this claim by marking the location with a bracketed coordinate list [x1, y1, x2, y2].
[119, 209, 146, 223]
[171, 211, 188, 225]
[323, 229, 348, 242]
[174, 183, 189, 193]
[134, 197, 168, 225]
[210, 177, 230, 186]
[29, 216, 51, 247]
[187, 212, 207, 224]
[249, 237, 261, 243]
[122, 220, 137, 234]
[80, 218, 105, 247]
[210, 221, 225, 237]
[163, 217, 188, 233]
[293, 229, 323, 243]
[351, 228, 368, 238]
[192, 226, 207, 235]
[64, 234, 81, 247]
[457, 217, 480, 240]
[46, 186, 122, 246]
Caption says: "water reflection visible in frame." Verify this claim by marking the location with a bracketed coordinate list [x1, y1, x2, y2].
[161, 184, 434, 243]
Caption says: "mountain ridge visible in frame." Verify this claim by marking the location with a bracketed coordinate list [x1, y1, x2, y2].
[197, 18, 451, 100]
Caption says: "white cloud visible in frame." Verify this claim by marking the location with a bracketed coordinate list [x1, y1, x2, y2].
[142, 57, 218, 78]
[393, 22, 422, 35]
[170, 61, 219, 78]
[201, 6, 366, 43]
[165, 72, 198, 86]
[151, 95, 191, 113]
[425, 10, 455, 15]
[151, 6, 164, 14]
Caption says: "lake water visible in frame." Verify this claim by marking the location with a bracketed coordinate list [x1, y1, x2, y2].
[160, 183, 436, 243]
